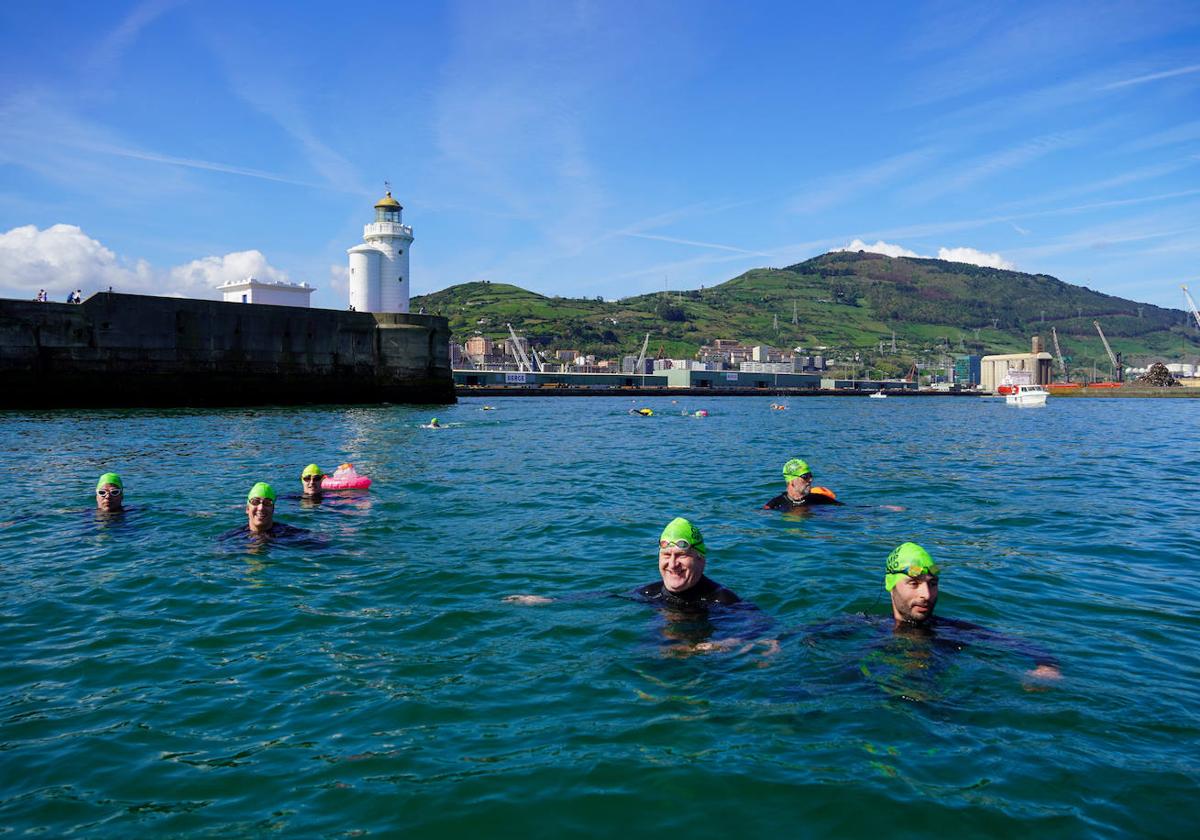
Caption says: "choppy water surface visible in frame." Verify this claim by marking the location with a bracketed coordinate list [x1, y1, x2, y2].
[2, 396, 1197, 837]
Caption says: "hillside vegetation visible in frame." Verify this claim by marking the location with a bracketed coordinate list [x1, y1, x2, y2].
[412, 251, 1200, 376]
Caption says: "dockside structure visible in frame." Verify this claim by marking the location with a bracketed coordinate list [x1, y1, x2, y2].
[1, 293, 453, 408]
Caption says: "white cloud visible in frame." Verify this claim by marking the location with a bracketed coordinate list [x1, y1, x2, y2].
[936, 246, 1014, 270]
[835, 238, 1015, 269]
[328, 264, 349, 294]
[167, 250, 291, 298]
[835, 239, 920, 258]
[0, 223, 293, 300]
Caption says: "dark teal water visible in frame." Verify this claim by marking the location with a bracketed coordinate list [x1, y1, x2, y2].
[2, 396, 1197, 837]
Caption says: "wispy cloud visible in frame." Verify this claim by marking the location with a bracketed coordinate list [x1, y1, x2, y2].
[621, 232, 772, 257]
[908, 131, 1086, 202]
[85, 0, 187, 79]
[789, 147, 941, 214]
[1100, 62, 1200, 90]
[0, 93, 326, 191]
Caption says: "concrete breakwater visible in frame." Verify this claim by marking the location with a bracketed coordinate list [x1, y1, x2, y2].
[0, 293, 454, 408]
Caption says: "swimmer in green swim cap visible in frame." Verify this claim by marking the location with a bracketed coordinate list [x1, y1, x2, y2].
[245, 482, 277, 535]
[430, 418, 441, 428]
[300, 464, 324, 499]
[764, 458, 843, 511]
[95, 472, 124, 513]
[885, 542, 940, 624]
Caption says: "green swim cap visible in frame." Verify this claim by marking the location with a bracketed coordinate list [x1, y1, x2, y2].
[301, 464, 323, 478]
[247, 482, 276, 502]
[659, 517, 707, 556]
[884, 542, 940, 591]
[96, 472, 123, 491]
[431, 418, 439, 424]
[783, 458, 811, 481]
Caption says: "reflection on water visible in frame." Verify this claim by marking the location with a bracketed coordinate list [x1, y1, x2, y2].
[1, 397, 1197, 836]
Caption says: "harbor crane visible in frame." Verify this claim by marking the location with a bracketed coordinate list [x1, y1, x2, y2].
[506, 323, 538, 373]
[633, 332, 651, 375]
[1183, 285, 1200, 332]
[1092, 320, 1123, 383]
[1050, 326, 1068, 381]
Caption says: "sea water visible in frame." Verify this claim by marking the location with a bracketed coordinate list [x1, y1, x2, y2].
[1, 396, 1197, 837]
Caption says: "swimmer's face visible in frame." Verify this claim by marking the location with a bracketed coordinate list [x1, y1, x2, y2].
[95, 483, 123, 512]
[300, 473, 323, 497]
[786, 474, 812, 500]
[246, 496, 275, 532]
[890, 573, 939, 624]
[658, 545, 705, 593]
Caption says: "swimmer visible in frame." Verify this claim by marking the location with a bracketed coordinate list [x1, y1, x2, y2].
[883, 542, 1061, 680]
[629, 408, 653, 416]
[224, 482, 307, 539]
[635, 517, 740, 607]
[505, 517, 773, 655]
[481, 405, 496, 411]
[425, 417, 442, 429]
[763, 458, 843, 510]
[95, 472, 124, 513]
[300, 464, 325, 500]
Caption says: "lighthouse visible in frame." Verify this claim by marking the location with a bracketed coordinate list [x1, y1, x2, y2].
[347, 189, 414, 313]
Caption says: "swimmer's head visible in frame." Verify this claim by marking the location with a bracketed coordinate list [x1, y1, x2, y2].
[300, 464, 323, 497]
[782, 458, 811, 482]
[431, 418, 440, 426]
[247, 482, 277, 503]
[95, 472, 124, 511]
[659, 517, 706, 556]
[884, 542, 939, 591]
[96, 472, 123, 491]
[301, 464, 323, 478]
[658, 517, 707, 593]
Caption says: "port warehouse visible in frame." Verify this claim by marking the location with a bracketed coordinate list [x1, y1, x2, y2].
[454, 369, 919, 391]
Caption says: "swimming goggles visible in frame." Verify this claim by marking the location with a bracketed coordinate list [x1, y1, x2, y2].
[96, 488, 123, 498]
[892, 564, 940, 578]
[659, 539, 695, 550]
[301, 474, 323, 482]
[248, 497, 275, 508]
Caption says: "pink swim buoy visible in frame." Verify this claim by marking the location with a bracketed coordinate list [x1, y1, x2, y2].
[321, 463, 372, 490]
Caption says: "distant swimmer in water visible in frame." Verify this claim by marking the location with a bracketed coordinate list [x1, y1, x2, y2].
[481, 405, 496, 411]
[629, 408, 653, 416]
[300, 463, 325, 500]
[770, 403, 787, 410]
[763, 458, 843, 511]
[425, 417, 442, 428]
[505, 518, 775, 655]
[95, 472, 125, 513]
[220, 482, 310, 541]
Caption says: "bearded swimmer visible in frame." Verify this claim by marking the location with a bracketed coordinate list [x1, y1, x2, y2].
[763, 458, 843, 511]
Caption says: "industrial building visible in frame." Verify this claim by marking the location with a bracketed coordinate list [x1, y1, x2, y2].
[980, 338, 1053, 391]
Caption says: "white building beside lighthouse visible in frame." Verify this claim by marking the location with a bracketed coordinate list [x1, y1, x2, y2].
[347, 190, 414, 313]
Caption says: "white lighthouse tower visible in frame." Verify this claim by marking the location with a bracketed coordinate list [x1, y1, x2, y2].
[347, 187, 414, 313]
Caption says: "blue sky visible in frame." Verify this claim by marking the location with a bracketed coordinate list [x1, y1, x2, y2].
[1, 0, 1198, 311]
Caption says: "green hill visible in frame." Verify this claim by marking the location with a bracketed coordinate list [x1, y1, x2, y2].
[412, 251, 1200, 377]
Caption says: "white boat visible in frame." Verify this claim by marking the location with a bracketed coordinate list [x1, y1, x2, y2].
[1005, 383, 1049, 407]
[868, 391, 888, 399]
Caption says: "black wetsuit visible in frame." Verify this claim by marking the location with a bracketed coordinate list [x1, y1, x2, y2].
[219, 522, 312, 542]
[632, 575, 742, 608]
[803, 613, 1058, 670]
[763, 492, 843, 511]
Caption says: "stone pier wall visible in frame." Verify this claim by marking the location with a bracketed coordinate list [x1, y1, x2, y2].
[0, 293, 454, 408]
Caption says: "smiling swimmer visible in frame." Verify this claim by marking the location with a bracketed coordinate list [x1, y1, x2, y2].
[634, 517, 741, 607]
